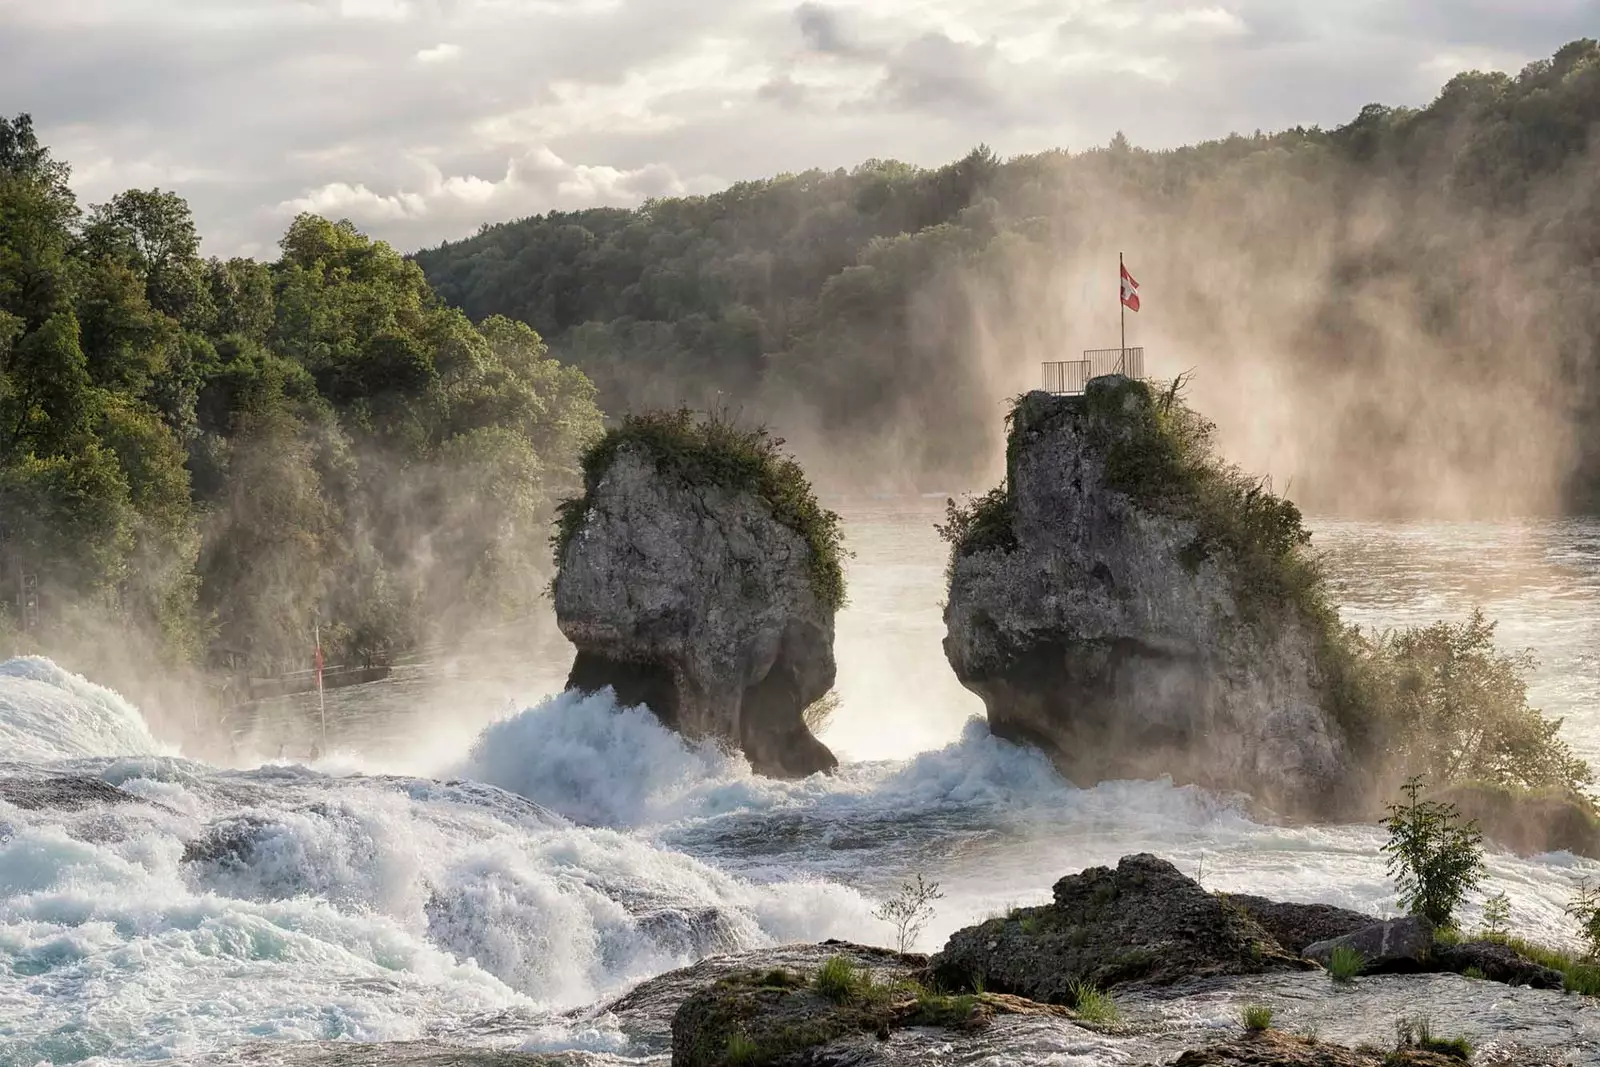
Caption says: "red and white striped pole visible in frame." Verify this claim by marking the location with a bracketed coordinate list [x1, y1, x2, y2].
[313, 621, 326, 757]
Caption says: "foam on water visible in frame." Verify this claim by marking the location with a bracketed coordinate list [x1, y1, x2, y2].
[0, 668, 884, 1063]
[0, 657, 173, 763]
[462, 692, 1598, 955]
[4, 632, 1599, 1062]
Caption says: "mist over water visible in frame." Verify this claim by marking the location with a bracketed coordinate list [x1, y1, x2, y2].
[3, 501, 1600, 1063]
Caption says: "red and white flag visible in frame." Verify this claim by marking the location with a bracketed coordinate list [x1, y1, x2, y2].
[1120, 263, 1141, 312]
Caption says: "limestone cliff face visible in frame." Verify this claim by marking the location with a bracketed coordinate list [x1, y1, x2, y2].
[554, 445, 837, 778]
[943, 377, 1354, 816]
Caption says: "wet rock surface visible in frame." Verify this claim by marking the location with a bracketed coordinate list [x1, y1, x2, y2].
[942, 380, 1355, 816]
[933, 854, 1311, 1001]
[1434, 939, 1567, 990]
[554, 445, 837, 778]
[1304, 917, 1435, 974]
[1169, 1031, 1462, 1066]
[0, 773, 143, 810]
[1223, 895, 1381, 955]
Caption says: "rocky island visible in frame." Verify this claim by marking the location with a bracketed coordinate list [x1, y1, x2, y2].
[573, 853, 1594, 1066]
[551, 410, 846, 778]
[941, 377, 1364, 817]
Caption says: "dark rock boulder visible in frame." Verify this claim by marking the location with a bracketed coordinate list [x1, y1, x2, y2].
[1172, 1032, 1464, 1066]
[933, 854, 1311, 1002]
[1303, 917, 1435, 974]
[1222, 895, 1380, 955]
[1435, 939, 1567, 989]
[553, 418, 843, 779]
[941, 380, 1359, 817]
[668, 951, 1043, 1067]
[0, 774, 142, 810]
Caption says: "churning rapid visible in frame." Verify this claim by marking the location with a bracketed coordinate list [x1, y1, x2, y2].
[3, 503, 1599, 1064]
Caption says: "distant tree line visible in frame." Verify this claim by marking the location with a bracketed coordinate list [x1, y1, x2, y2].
[0, 116, 602, 684]
[415, 39, 1600, 512]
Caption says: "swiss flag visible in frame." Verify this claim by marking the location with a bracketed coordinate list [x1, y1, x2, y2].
[1120, 263, 1141, 312]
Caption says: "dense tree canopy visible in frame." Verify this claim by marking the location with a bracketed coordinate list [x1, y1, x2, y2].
[0, 117, 601, 683]
[416, 39, 1600, 513]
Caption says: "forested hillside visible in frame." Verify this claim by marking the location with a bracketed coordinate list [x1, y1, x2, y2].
[0, 116, 601, 689]
[416, 39, 1600, 514]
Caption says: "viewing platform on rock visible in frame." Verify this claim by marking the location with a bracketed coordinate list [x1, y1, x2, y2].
[1042, 347, 1145, 395]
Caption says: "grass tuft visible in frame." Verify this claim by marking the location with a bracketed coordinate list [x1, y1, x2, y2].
[1329, 945, 1365, 983]
[1068, 979, 1121, 1024]
[725, 1030, 761, 1065]
[1462, 966, 1487, 980]
[1498, 935, 1600, 996]
[1240, 1004, 1274, 1032]
[814, 956, 867, 1004]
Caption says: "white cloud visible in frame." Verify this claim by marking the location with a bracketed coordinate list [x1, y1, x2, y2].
[4, 0, 1583, 255]
[415, 42, 462, 63]
[279, 147, 691, 242]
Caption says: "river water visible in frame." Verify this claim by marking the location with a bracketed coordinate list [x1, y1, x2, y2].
[2, 502, 1598, 1064]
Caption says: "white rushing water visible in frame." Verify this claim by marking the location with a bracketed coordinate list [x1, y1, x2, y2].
[3, 503, 1599, 1064]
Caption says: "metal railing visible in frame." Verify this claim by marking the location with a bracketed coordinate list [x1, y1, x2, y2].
[1041, 347, 1145, 395]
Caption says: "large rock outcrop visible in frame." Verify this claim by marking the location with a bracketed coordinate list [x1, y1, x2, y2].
[933, 854, 1312, 1000]
[943, 377, 1358, 816]
[554, 424, 840, 779]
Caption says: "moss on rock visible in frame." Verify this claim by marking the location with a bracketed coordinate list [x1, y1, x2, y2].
[553, 409, 846, 610]
[669, 956, 997, 1067]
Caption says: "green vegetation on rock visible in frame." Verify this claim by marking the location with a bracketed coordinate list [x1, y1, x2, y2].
[671, 958, 988, 1067]
[416, 41, 1600, 511]
[1240, 1004, 1274, 1032]
[1381, 777, 1486, 928]
[552, 408, 846, 610]
[942, 375, 1593, 809]
[0, 115, 602, 692]
[1329, 946, 1365, 983]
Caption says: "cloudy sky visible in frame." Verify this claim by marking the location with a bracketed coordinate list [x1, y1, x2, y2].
[3, 0, 1593, 256]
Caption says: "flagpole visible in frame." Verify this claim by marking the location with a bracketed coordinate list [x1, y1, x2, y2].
[314, 619, 326, 756]
[1119, 251, 1126, 374]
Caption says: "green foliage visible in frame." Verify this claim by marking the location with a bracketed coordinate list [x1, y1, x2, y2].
[909, 987, 979, 1028]
[1481, 892, 1512, 940]
[1462, 967, 1487, 980]
[408, 43, 1600, 509]
[554, 408, 845, 610]
[1496, 935, 1589, 993]
[1329, 945, 1365, 983]
[814, 956, 873, 1005]
[871, 873, 944, 954]
[1395, 1017, 1473, 1061]
[1067, 980, 1120, 1024]
[1365, 612, 1592, 795]
[936, 487, 1015, 570]
[0, 116, 602, 686]
[1566, 880, 1600, 959]
[1381, 777, 1486, 927]
[724, 1031, 760, 1065]
[1240, 1004, 1274, 1032]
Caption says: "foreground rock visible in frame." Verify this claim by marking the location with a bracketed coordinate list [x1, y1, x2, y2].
[1223, 895, 1380, 955]
[0, 773, 144, 810]
[1171, 1032, 1464, 1066]
[1434, 939, 1567, 990]
[942, 379, 1358, 816]
[1303, 917, 1435, 974]
[934, 854, 1311, 1000]
[553, 414, 842, 778]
